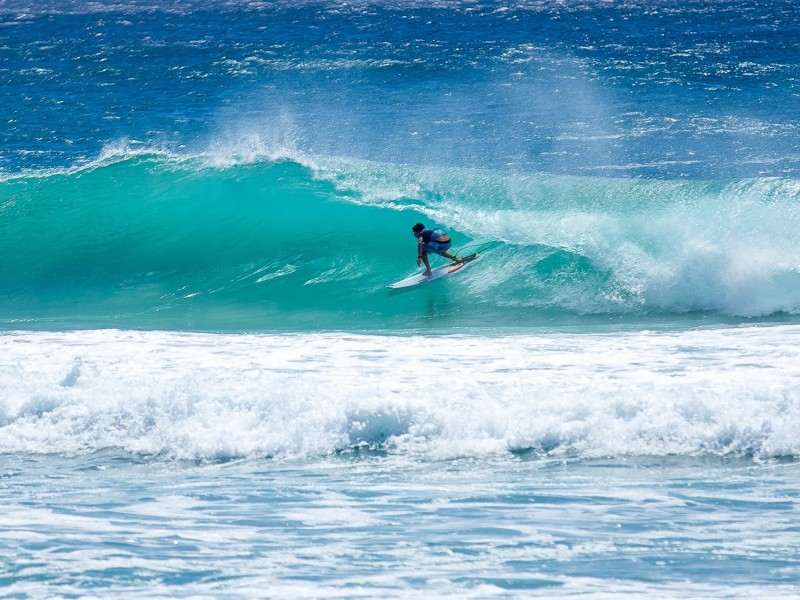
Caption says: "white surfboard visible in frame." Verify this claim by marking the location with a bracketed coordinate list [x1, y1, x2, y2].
[387, 253, 479, 289]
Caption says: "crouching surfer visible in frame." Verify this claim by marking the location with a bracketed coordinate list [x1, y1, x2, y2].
[412, 222, 462, 277]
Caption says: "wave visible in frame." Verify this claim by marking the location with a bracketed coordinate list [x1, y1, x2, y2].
[2, 328, 799, 460]
[2, 150, 800, 329]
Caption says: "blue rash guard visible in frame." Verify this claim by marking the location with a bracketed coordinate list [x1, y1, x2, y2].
[419, 228, 451, 255]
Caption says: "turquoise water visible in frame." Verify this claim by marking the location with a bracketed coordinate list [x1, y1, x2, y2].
[2, 0, 800, 597]
[4, 154, 800, 330]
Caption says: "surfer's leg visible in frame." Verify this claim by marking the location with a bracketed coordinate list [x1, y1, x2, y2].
[421, 253, 432, 276]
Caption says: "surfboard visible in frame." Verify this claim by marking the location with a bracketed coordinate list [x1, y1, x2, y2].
[386, 253, 479, 289]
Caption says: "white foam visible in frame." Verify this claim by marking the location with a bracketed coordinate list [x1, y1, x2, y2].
[1, 326, 799, 460]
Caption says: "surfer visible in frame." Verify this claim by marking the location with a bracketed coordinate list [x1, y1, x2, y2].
[412, 223, 462, 277]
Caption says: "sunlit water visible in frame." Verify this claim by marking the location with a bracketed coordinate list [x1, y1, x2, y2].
[2, 0, 800, 596]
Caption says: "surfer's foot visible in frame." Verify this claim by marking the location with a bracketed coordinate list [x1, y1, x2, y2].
[454, 256, 463, 263]
[423, 270, 433, 277]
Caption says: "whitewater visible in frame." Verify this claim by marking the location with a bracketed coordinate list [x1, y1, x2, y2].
[2, 0, 800, 597]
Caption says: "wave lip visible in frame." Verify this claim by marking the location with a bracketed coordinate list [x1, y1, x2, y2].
[1, 327, 799, 460]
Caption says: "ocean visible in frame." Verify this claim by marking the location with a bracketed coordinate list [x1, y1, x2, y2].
[2, 0, 800, 597]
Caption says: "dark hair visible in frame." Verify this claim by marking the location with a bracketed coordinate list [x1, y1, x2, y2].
[412, 223, 425, 233]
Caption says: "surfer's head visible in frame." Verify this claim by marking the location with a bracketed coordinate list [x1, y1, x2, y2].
[412, 223, 425, 235]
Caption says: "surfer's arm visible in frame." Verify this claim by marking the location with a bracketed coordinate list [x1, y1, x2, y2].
[416, 237, 425, 264]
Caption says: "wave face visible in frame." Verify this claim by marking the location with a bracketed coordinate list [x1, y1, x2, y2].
[2, 154, 800, 330]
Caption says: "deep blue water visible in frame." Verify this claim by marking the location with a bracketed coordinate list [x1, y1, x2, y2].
[3, 0, 799, 178]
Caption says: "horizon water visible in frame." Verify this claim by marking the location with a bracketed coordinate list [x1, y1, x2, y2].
[2, 0, 800, 597]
